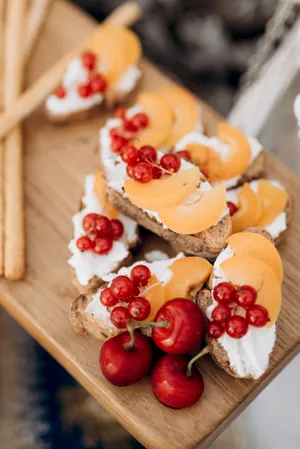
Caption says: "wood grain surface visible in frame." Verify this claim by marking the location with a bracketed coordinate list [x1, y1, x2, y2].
[0, 2, 299, 449]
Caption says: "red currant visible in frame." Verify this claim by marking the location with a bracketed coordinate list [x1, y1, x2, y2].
[225, 316, 248, 338]
[109, 127, 121, 138]
[76, 235, 95, 251]
[131, 112, 149, 130]
[54, 85, 66, 98]
[227, 201, 238, 216]
[90, 74, 107, 93]
[82, 51, 96, 70]
[207, 321, 224, 339]
[130, 264, 151, 287]
[109, 219, 124, 240]
[110, 276, 134, 300]
[100, 287, 118, 307]
[111, 135, 129, 153]
[235, 285, 257, 308]
[139, 145, 157, 163]
[246, 305, 269, 327]
[133, 162, 153, 183]
[110, 306, 129, 328]
[94, 215, 111, 236]
[213, 282, 237, 304]
[121, 145, 139, 166]
[128, 297, 151, 320]
[113, 106, 127, 119]
[94, 235, 113, 255]
[176, 150, 191, 161]
[77, 83, 92, 98]
[126, 165, 134, 178]
[152, 166, 162, 179]
[160, 153, 181, 173]
[123, 118, 138, 133]
[82, 213, 99, 233]
[212, 303, 231, 323]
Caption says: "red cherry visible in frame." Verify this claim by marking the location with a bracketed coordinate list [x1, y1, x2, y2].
[82, 51, 96, 70]
[227, 201, 238, 216]
[152, 298, 205, 354]
[176, 150, 191, 161]
[225, 315, 248, 338]
[131, 112, 149, 130]
[109, 127, 121, 138]
[133, 162, 153, 183]
[109, 219, 124, 240]
[121, 145, 139, 166]
[139, 145, 157, 163]
[130, 264, 151, 286]
[100, 331, 152, 386]
[246, 305, 269, 327]
[110, 275, 134, 300]
[213, 282, 237, 304]
[54, 85, 66, 98]
[152, 165, 162, 179]
[82, 213, 99, 233]
[212, 303, 231, 323]
[100, 287, 118, 307]
[151, 354, 204, 408]
[76, 235, 95, 251]
[160, 153, 181, 173]
[94, 235, 113, 255]
[94, 215, 111, 236]
[128, 297, 151, 320]
[207, 321, 224, 339]
[111, 135, 129, 153]
[77, 83, 92, 98]
[113, 106, 127, 119]
[123, 118, 138, 133]
[235, 285, 257, 308]
[126, 164, 134, 178]
[110, 306, 130, 328]
[90, 74, 107, 93]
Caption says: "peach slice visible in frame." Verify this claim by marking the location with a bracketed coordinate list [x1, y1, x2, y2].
[124, 167, 200, 212]
[94, 172, 119, 219]
[158, 183, 226, 234]
[159, 86, 198, 148]
[185, 143, 224, 181]
[256, 180, 288, 227]
[164, 257, 212, 301]
[226, 232, 283, 283]
[221, 255, 282, 327]
[231, 183, 262, 233]
[136, 92, 173, 148]
[142, 275, 165, 321]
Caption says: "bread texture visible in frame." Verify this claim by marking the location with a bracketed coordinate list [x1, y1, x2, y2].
[236, 151, 266, 186]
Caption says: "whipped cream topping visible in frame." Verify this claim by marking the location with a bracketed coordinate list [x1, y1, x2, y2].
[294, 94, 300, 139]
[208, 245, 276, 379]
[226, 179, 287, 239]
[45, 57, 141, 116]
[68, 174, 138, 287]
[144, 250, 170, 262]
[175, 131, 263, 189]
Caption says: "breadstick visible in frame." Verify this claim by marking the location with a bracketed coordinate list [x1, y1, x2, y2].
[0, 1, 142, 141]
[24, 0, 52, 61]
[3, 0, 28, 280]
[0, 0, 5, 276]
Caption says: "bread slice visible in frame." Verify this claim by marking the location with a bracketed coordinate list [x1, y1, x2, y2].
[235, 151, 266, 186]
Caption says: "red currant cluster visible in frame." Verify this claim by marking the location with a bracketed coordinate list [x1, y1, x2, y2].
[100, 264, 152, 326]
[207, 282, 270, 339]
[226, 201, 238, 216]
[76, 212, 124, 255]
[54, 51, 107, 100]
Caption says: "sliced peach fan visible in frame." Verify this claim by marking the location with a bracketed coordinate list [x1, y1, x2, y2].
[256, 179, 288, 227]
[158, 183, 227, 235]
[158, 86, 199, 148]
[164, 257, 212, 302]
[141, 275, 165, 322]
[94, 172, 119, 219]
[221, 255, 282, 327]
[124, 167, 200, 212]
[231, 183, 262, 234]
[226, 232, 283, 283]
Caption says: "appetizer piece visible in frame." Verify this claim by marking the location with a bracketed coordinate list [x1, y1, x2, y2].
[175, 122, 265, 189]
[226, 179, 291, 242]
[103, 145, 231, 258]
[196, 231, 283, 379]
[68, 172, 139, 293]
[45, 25, 142, 122]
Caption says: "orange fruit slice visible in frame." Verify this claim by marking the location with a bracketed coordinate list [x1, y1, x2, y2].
[142, 275, 165, 321]
[256, 180, 288, 227]
[185, 143, 224, 181]
[94, 172, 119, 219]
[231, 183, 262, 233]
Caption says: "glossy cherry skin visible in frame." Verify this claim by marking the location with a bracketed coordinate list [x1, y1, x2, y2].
[100, 331, 153, 386]
[151, 354, 204, 408]
[152, 298, 205, 354]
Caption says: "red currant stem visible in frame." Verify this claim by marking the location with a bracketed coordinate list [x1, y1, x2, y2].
[130, 319, 169, 330]
[186, 346, 210, 378]
[123, 320, 135, 351]
[151, 161, 201, 188]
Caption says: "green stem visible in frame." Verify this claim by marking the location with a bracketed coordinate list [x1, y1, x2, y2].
[133, 319, 169, 330]
[186, 346, 210, 377]
[124, 320, 135, 351]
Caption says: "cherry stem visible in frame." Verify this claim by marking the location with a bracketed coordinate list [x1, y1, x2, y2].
[124, 320, 135, 351]
[186, 346, 210, 378]
[130, 319, 169, 330]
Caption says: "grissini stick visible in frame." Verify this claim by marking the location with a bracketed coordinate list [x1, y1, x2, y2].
[24, 0, 52, 61]
[0, 0, 5, 275]
[0, 1, 142, 141]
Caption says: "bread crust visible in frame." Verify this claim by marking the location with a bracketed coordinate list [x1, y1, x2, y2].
[236, 151, 266, 186]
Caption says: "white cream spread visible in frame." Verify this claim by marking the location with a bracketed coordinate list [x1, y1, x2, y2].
[175, 131, 263, 189]
[45, 58, 141, 116]
[144, 250, 170, 262]
[226, 179, 287, 239]
[294, 94, 300, 139]
[68, 173, 138, 287]
[208, 245, 276, 379]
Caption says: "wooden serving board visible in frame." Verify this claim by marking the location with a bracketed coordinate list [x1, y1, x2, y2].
[1, 2, 300, 449]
